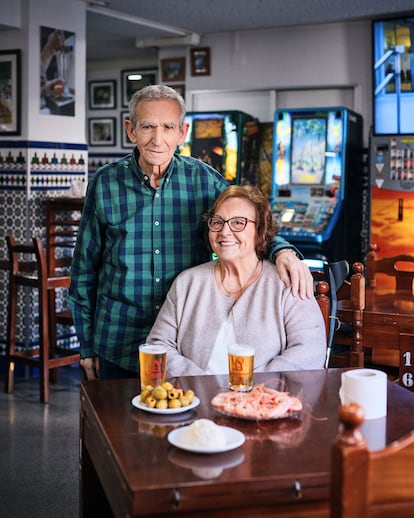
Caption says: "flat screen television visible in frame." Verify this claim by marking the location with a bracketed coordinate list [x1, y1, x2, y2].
[373, 15, 414, 135]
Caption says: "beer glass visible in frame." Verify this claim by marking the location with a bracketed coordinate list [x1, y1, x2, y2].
[228, 344, 254, 391]
[139, 344, 167, 390]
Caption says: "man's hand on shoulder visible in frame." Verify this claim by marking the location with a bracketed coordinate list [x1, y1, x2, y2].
[275, 250, 313, 299]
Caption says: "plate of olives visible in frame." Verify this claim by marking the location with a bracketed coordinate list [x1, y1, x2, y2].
[132, 382, 200, 414]
[132, 395, 200, 414]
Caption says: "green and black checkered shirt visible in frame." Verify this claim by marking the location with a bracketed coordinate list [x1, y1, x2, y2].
[69, 151, 294, 372]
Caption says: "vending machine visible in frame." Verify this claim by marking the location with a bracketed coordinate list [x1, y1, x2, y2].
[179, 111, 260, 185]
[370, 135, 414, 268]
[270, 107, 365, 267]
[370, 15, 414, 282]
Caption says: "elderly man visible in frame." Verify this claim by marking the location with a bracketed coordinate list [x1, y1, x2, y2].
[70, 85, 313, 380]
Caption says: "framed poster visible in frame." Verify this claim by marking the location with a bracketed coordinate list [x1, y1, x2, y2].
[167, 84, 185, 100]
[190, 47, 211, 76]
[40, 26, 76, 117]
[160, 57, 186, 82]
[0, 49, 21, 135]
[121, 69, 157, 107]
[89, 80, 116, 109]
[121, 111, 134, 149]
[88, 117, 116, 146]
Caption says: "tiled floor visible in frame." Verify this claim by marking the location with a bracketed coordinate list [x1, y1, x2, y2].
[0, 365, 81, 518]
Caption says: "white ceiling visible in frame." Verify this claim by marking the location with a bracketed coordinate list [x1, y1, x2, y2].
[86, 0, 414, 61]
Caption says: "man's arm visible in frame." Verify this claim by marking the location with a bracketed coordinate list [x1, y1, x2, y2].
[69, 183, 103, 378]
[268, 236, 313, 299]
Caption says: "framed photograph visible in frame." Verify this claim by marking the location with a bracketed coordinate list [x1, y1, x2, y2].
[167, 84, 185, 100]
[89, 80, 116, 109]
[190, 47, 211, 76]
[121, 69, 157, 107]
[88, 117, 116, 146]
[0, 49, 21, 135]
[121, 111, 134, 149]
[160, 57, 186, 83]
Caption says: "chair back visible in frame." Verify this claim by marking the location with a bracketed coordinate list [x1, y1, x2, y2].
[331, 403, 414, 517]
[312, 261, 365, 368]
[367, 243, 414, 297]
[315, 280, 330, 345]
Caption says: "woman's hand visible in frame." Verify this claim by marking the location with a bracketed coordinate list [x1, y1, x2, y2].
[275, 250, 313, 299]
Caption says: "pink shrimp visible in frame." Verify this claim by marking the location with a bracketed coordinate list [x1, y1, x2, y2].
[211, 383, 302, 420]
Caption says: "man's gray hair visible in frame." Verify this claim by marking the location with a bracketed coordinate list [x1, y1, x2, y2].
[128, 84, 186, 127]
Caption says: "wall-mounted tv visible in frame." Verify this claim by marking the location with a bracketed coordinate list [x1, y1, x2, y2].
[373, 16, 414, 135]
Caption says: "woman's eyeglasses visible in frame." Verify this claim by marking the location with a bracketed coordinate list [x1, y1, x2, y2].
[207, 217, 256, 232]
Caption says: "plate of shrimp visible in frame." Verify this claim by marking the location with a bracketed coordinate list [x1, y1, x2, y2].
[211, 383, 302, 421]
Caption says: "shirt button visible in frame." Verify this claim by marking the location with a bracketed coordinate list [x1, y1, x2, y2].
[154, 249, 160, 254]
[154, 220, 159, 226]
[155, 192, 160, 198]
[155, 277, 160, 283]
[155, 304, 160, 310]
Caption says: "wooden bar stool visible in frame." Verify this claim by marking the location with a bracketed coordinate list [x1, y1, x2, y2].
[4, 235, 80, 403]
[44, 197, 84, 381]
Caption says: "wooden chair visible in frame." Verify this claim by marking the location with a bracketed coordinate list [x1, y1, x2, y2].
[331, 403, 414, 517]
[44, 197, 84, 373]
[4, 235, 80, 403]
[366, 243, 414, 368]
[313, 261, 365, 368]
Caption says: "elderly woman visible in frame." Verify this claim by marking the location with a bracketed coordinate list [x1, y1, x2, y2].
[146, 185, 326, 377]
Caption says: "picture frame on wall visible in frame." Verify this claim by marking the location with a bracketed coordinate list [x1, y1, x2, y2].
[160, 57, 186, 82]
[167, 84, 185, 100]
[89, 117, 116, 146]
[89, 80, 116, 109]
[121, 111, 134, 148]
[190, 47, 211, 76]
[0, 49, 21, 135]
[121, 69, 157, 107]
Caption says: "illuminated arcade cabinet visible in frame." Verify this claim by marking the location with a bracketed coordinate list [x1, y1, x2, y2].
[369, 16, 414, 275]
[179, 111, 259, 185]
[271, 107, 364, 267]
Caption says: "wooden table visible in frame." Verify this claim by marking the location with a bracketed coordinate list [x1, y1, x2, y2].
[80, 369, 414, 517]
[338, 287, 414, 391]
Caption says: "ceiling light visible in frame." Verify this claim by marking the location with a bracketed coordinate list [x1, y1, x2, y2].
[127, 74, 143, 80]
[136, 33, 200, 48]
[86, 4, 188, 36]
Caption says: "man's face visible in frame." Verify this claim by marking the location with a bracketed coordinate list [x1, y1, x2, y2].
[125, 99, 189, 174]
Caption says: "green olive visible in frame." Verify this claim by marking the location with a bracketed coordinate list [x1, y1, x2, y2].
[152, 386, 168, 400]
[184, 390, 195, 403]
[168, 398, 181, 409]
[167, 388, 180, 400]
[179, 396, 190, 407]
[145, 396, 156, 408]
[156, 399, 168, 409]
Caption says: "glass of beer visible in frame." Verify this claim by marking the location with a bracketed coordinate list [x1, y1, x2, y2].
[138, 344, 167, 390]
[228, 344, 254, 391]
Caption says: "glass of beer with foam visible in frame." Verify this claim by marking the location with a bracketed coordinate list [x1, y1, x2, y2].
[228, 344, 254, 391]
[139, 344, 167, 390]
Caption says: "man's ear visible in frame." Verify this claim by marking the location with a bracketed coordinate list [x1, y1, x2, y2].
[177, 122, 190, 146]
[124, 119, 136, 144]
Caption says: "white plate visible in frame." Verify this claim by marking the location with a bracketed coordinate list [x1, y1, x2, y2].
[167, 425, 245, 454]
[132, 395, 200, 414]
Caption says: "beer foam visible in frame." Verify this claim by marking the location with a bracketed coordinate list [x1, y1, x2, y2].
[184, 419, 226, 448]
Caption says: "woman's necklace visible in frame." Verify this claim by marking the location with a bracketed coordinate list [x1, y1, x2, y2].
[219, 259, 261, 298]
